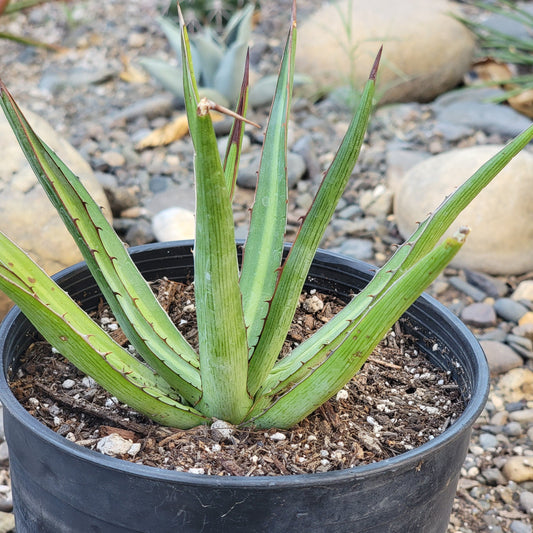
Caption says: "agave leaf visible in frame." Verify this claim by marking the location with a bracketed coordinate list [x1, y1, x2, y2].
[223, 50, 251, 199]
[213, 40, 248, 105]
[249, 231, 467, 429]
[239, 5, 296, 360]
[180, 6, 251, 422]
[157, 15, 184, 58]
[0, 81, 202, 404]
[222, 3, 254, 47]
[246, 48, 380, 395]
[0, 232, 208, 428]
[138, 57, 184, 98]
[192, 30, 224, 87]
[257, 122, 533, 399]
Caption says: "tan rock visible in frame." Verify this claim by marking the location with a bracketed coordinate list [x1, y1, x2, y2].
[393, 146, 533, 275]
[512, 280, 533, 302]
[497, 368, 533, 403]
[0, 108, 112, 317]
[296, 0, 475, 104]
[151, 207, 195, 242]
[502, 456, 533, 483]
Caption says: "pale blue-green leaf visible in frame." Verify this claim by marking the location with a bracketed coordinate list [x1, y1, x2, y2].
[213, 41, 248, 105]
[138, 57, 184, 98]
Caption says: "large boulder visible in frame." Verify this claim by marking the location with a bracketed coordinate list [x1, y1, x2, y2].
[0, 108, 112, 316]
[296, 0, 475, 104]
[393, 145, 533, 275]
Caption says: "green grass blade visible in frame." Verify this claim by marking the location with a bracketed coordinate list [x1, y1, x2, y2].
[249, 231, 467, 429]
[0, 81, 201, 404]
[239, 4, 297, 357]
[0, 233, 208, 428]
[180, 7, 251, 422]
[246, 49, 380, 395]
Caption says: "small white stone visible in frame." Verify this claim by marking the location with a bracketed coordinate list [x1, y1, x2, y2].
[210, 420, 235, 441]
[269, 432, 286, 442]
[105, 397, 119, 408]
[81, 376, 96, 388]
[303, 295, 324, 313]
[96, 434, 133, 456]
[62, 379, 76, 389]
[188, 467, 205, 475]
[336, 389, 349, 401]
[128, 443, 142, 457]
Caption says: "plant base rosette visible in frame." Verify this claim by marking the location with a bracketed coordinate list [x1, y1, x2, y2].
[0, 242, 489, 533]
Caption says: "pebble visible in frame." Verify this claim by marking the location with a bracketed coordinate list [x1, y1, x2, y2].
[510, 521, 532, 533]
[434, 100, 532, 137]
[101, 150, 126, 168]
[450, 276, 487, 302]
[479, 433, 499, 450]
[96, 434, 134, 457]
[269, 432, 286, 442]
[62, 379, 76, 389]
[520, 312, 533, 327]
[461, 303, 497, 327]
[464, 269, 509, 298]
[509, 409, 533, 424]
[330, 239, 374, 261]
[513, 281, 533, 303]
[479, 340, 524, 375]
[503, 456, 533, 483]
[520, 491, 533, 515]
[503, 422, 524, 437]
[494, 298, 530, 323]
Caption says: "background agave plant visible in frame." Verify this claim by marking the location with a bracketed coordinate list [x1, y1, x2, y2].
[140, 4, 254, 108]
[0, 2, 532, 431]
[167, 0, 252, 32]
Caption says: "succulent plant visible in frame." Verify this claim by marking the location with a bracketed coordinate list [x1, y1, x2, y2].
[1, 1, 532, 430]
[140, 4, 254, 108]
[167, 0, 251, 32]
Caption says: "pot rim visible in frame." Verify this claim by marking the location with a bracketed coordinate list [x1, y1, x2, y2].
[0, 241, 489, 488]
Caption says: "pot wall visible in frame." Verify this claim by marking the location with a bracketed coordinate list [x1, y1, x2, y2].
[0, 242, 489, 533]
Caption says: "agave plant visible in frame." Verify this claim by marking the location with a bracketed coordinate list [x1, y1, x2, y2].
[140, 4, 254, 108]
[1, 2, 532, 430]
[168, 0, 251, 32]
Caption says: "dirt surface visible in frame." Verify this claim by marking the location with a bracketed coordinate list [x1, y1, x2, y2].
[9, 281, 463, 476]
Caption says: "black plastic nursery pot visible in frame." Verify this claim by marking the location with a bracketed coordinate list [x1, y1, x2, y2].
[0, 241, 489, 533]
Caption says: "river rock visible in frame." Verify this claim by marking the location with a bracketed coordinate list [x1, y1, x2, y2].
[394, 145, 533, 275]
[502, 456, 533, 483]
[513, 281, 533, 303]
[480, 341, 524, 375]
[0, 107, 112, 317]
[296, 0, 475, 104]
[497, 368, 533, 403]
[151, 207, 195, 242]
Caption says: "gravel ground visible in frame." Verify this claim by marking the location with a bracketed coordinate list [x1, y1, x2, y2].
[0, 1, 533, 532]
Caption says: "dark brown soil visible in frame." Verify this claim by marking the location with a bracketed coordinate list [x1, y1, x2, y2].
[9, 280, 464, 476]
